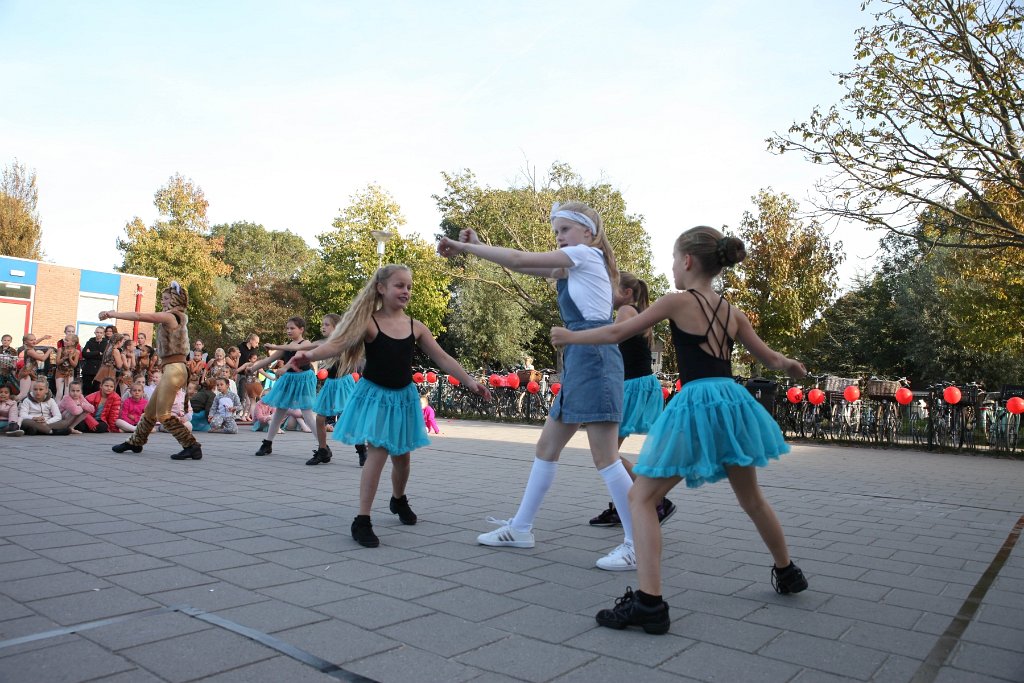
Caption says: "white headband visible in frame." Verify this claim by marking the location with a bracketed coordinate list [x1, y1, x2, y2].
[550, 202, 598, 237]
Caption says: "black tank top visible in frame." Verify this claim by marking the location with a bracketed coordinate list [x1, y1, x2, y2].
[324, 362, 340, 379]
[619, 334, 652, 380]
[280, 343, 311, 373]
[362, 316, 414, 389]
[672, 290, 734, 385]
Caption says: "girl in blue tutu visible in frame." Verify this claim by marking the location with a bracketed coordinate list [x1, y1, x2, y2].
[290, 264, 490, 548]
[552, 226, 809, 635]
[237, 316, 318, 458]
[267, 313, 365, 467]
[588, 272, 675, 529]
[439, 201, 637, 572]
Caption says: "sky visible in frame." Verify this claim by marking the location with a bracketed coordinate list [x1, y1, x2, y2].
[1, 0, 881, 288]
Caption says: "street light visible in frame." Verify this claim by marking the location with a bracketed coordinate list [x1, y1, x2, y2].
[371, 230, 394, 270]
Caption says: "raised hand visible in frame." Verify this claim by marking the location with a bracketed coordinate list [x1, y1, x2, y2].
[459, 228, 480, 244]
[437, 237, 465, 258]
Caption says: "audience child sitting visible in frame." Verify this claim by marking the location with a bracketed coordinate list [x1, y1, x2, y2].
[58, 380, 95, 434]
[0, 384, 23, 436]
[189, 378, 216, 432]
[116, 381, 149, 433]
[251, 389, 275, 432]
[18, 379, 70, 435]
[86, 377, 122, 433]
[209, 376, 242, 434]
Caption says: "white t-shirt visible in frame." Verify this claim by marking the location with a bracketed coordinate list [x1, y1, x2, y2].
[560, 245, 613, 321]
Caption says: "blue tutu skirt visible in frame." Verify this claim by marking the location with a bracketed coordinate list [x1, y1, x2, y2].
[333, 378, 430, 455]
[619, 374, 664, 438]
[263, 370, 316, 410]
[313, 374, 355, 416]
[633, 377, 789, 488]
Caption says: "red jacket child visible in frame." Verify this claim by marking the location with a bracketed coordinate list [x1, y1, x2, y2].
[86, 388, 122, 432]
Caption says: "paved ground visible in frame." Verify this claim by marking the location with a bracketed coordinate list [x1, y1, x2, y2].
[1, 420, 1023, 683]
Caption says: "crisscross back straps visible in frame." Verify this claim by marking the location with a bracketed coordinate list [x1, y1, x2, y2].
[689, 290, 732, 361]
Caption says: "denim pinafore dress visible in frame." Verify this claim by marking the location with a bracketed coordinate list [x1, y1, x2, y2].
[549, 278, 624, 424]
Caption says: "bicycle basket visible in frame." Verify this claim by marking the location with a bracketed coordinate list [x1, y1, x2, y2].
[865, 379, 899, 400]
[826, 390, 846, 405]
[517, 370, 542, 384]
[1000, 384, 1024, 401]
[823, 376, 857, 393]
[956, 385, 984, 405]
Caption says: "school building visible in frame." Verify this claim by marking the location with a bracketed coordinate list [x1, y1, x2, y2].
[0, 255, 157, 344]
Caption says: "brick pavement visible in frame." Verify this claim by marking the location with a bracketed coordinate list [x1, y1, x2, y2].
[1, 421, 1023, 682]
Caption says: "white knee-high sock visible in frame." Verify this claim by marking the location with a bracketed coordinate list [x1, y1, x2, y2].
[266, 409, 288, 440]
[600, 460, 634, 545]
[511, 458, 558, 532]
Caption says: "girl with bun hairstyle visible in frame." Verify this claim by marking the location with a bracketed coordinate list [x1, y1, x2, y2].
[551, 226, 809, 635]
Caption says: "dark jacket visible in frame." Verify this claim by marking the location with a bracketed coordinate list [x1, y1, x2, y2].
[81, 338, 108, 375]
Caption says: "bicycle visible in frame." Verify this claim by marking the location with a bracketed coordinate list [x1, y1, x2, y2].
[864, 376, 908, 448]
[982, 385, 1023, 453]
[800, 373, 830, 441]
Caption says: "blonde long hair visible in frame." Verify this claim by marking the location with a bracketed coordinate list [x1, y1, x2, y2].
[555, 201, 619, 293]
[325, 265, 410, 373]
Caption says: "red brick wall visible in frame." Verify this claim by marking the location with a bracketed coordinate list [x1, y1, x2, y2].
[32, 263, 80, 342]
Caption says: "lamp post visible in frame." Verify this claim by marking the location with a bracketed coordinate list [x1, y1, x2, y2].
[371, 230, 394, 270]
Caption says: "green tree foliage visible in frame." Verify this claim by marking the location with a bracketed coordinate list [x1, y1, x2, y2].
[723, 189, 844, 366]
[0, 159, 43, 259]
[769, 0, 1024, 249]
[302, 184, 452, 333]
[209, 221, 315, 345]
[116, 175, 231, 336]
[434, 163, 666, 369]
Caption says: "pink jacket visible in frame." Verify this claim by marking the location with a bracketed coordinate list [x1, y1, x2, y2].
[59, 394, 95, 418]
[253, 400, 274, 423]
[120, 396, 148, 425]
[0, 398, 18, 424]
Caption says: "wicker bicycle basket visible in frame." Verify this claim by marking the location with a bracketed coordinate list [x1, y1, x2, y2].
[823, 376, 858, 393]
[865, 379, 899, 400]
[1000, 384, 1024, 402]
[517, 370, 542, 385]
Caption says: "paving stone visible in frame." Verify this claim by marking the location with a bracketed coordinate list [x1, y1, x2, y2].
[147, 581, 266, 612]
[69, 554, 173, 577]
[482, 604, 595, 644]
[196, 654, 342, 682]
[273, 619, 399, 664]
[414, 587, 527, 622]
[949, 641, 1024, 681]
[120, 626, 276, 682]
[552, 656, 700, 683]
[105, 566, 218, 594]
[217, 599, 330, 633]
[257, 578, 367, 607]
[33, 542, 134, 563]
[83, 611, 213, 650]
[0, 557, 70, 582]
[212, 562, 312, 589]
[0, 637, 135, 682]
[28, 586, 160, 625]
[1, 570, 113, 602]
[315, 592, 433, 629]
[759, 631, 888, 680]
[455, 634, 595, 683]
[167, 548, 264, 572]
[346, 644, 482, 683]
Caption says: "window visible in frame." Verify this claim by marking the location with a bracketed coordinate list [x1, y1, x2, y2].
[0, 282, 32, 300]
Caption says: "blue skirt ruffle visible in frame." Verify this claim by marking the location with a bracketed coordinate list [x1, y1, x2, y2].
[633, 377, 789, 488]
[263, 370, 316, 410]
[619, 374, 664, 438]
[333, 378, 429, 455]
[313, 374, 355, 416]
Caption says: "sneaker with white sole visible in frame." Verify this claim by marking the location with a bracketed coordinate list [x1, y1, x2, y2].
[596, 542, 637, 571]
[477, 517, 535, 548]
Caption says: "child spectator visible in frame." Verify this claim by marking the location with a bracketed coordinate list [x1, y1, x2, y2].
[189, 378, 216, 432]
[422, 395, 440, 434]
[209, 376, 242, 434]
[158, 388, 193, 434]
[86, 377, 122, 433]
[0, 384, 23, 436]
[0, 334, 18, 392]
[18, 379, 70, 435]
[58, 380, 95, 434]
[251, 389, 275, 432]
[17, 333, 52, 400]
[55, 328, 81, 401]
[225, 346, 241, 380]
[116, 381, 149, 433]
[206, 347, 229, 380]
[145, 368, 161, 400]
[186, 340, 208, 383]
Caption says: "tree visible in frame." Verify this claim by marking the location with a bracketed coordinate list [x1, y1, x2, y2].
[769, 0, 1024, 249]
[723, 189, 844, 364]
[117, 175, 231, 336]
[209, 221, 315, 344]
[434, 163, 667, 368]
[0, 159, 43, 259]
[302, 185, 452, 333]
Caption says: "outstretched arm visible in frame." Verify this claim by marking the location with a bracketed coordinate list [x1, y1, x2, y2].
[264, 339, 323, 352]
[413, 320, 491, 400]
[733, 311, 806, 379]
[551, 294, 681, 347]
[99, 309, 180, 326]
[438, 228, 572, 276]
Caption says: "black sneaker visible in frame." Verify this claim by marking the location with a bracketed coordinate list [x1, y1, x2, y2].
[657, 497, 677, 526]
[112, 441, 143, 454]
[351, 515, 379, 548]
[254, 439, 272, 456]
[170, 445, 203, 460]
[389, 495, 417, 525]
[355, 443, 367, 467]
[589, 503, 621, 527]
[306, 447, 331, 466]
[771, 562, 809, 594]
[595, 587, 670, 635]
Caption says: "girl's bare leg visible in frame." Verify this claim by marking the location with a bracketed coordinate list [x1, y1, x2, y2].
[629, 475, 680, 595]
[725, 465, 791, 568]
[359, 446, 389, 515]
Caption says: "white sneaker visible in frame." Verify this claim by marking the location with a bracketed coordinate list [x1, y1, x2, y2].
[477, 517, 535, 548]
[596, 542, 637, 571]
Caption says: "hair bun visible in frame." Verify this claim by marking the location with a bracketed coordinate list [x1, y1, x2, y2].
[720, 236, 746, 267]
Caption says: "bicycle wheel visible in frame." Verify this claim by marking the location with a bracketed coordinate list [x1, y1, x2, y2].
[1008, 414, 1020, 454]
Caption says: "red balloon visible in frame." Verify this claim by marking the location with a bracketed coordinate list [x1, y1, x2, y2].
[550, 383, 561, 396]
[662, 387, 670, 400]
[675, 379, 682, 392]
[895, 387, 913, 405]
[413, 372, 424, 384]
[489, 373, 503, 387]
[448, 374, 460, 386]
[505, 373, 520, 389]
[943, 386, 962, 405]
[843, 385, 861, 402]
[787, 387, 803, 404]
[316, 368, 328, 380]
[15, 359, 24, 370]
[1007, 396, 1024, 415]
[425, 372, 437, 383]
[351, 372, 360, 382]
[808, 388, 825, 406]
[526, 380, 540, 394]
